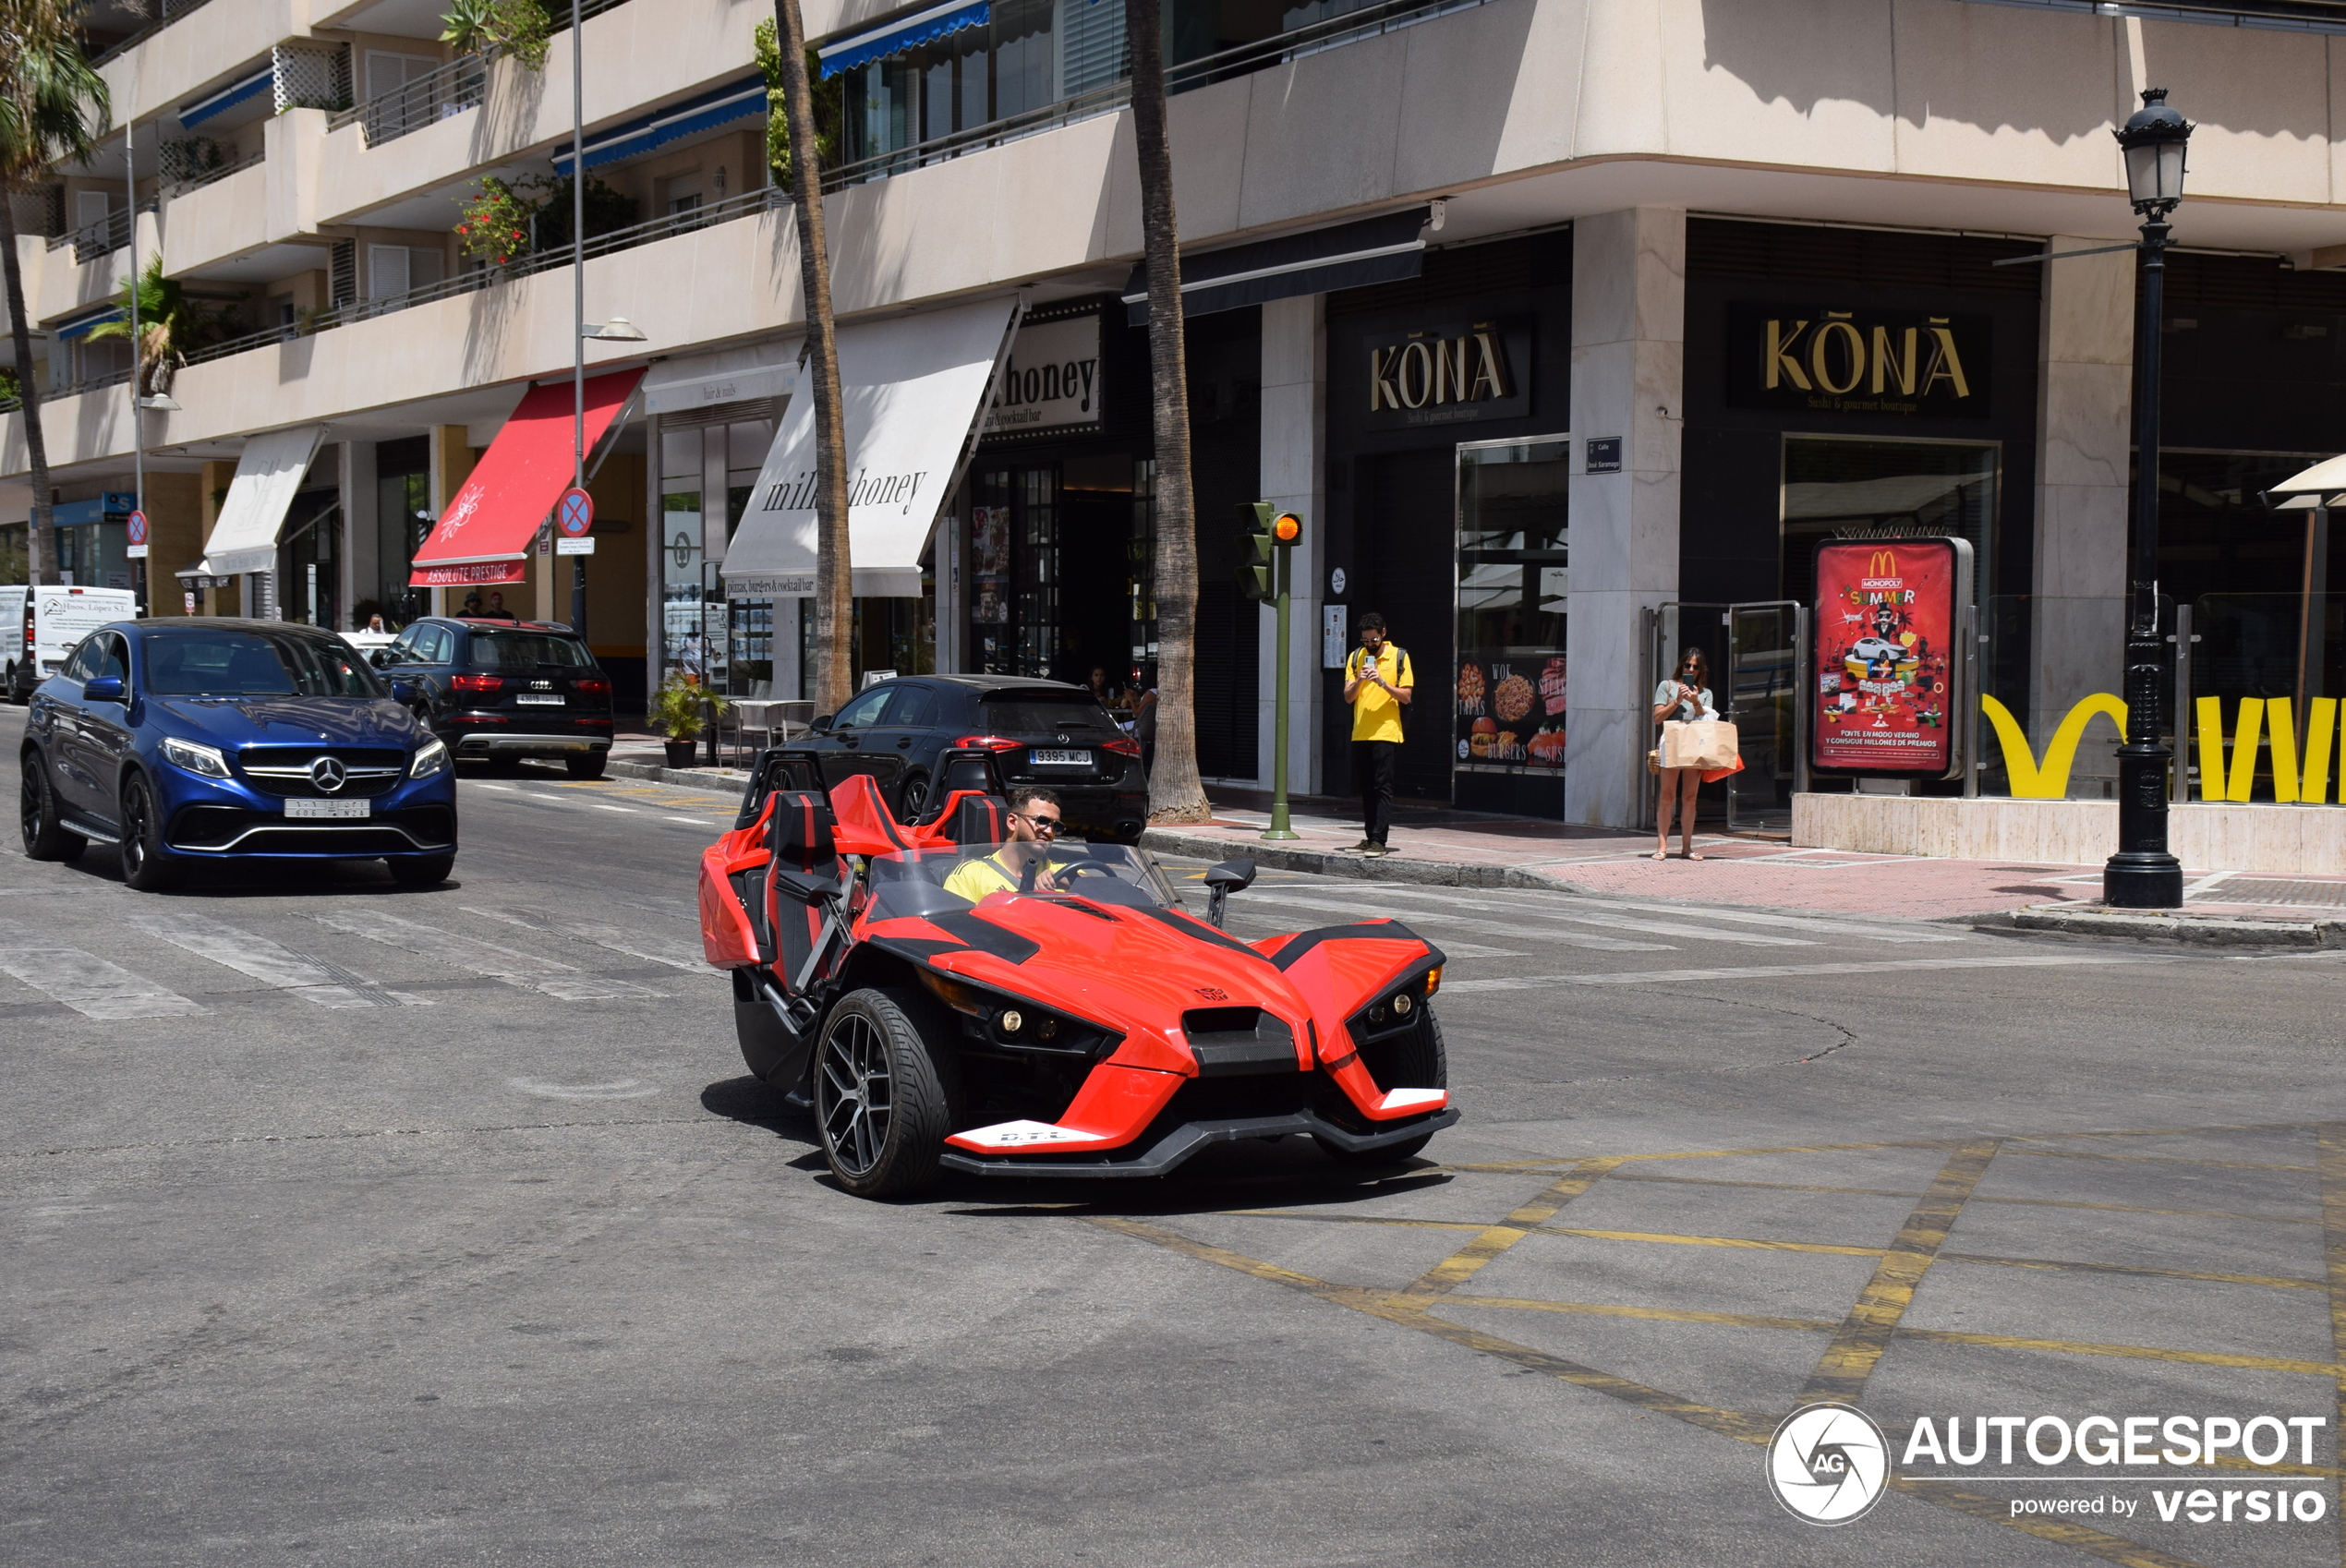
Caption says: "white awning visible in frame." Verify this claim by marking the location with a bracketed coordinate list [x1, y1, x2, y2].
[199, 425, 325, 576]
[2267, 452, 2346, 510]
[722, 298, 1019, 598]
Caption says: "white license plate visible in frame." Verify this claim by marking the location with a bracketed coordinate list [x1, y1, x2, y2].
[285, 797, 371, 819]
[514, 693, 564, 706]
[1030, 749, 1091, 766]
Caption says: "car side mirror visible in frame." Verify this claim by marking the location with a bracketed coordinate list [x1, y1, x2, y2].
[82, 675, 125, 702]
[389, 679, 418, 704]
[1203, 857, 1256, 929]
[810, 713, 833, 733]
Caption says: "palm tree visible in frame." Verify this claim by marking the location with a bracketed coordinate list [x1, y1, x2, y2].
[0, 0, 109, 588]
[1123, 0, 1208, 823]
[768, 0, 852, 715]
[88, 254, 228, 396]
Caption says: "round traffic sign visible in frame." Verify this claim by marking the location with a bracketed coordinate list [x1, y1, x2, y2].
[126, 509, 149, 546]
[556, 488, 595, 537]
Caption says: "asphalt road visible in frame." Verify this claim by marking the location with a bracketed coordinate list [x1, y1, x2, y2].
[6, 702, 2346, 1567]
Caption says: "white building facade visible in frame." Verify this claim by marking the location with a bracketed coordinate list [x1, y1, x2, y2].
[8, 0, 2346, 826]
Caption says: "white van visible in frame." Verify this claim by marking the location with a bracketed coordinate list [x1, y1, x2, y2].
[3, 585, 140, 703]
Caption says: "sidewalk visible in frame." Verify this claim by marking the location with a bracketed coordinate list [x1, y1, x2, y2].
[1142, 785, 2346, 941]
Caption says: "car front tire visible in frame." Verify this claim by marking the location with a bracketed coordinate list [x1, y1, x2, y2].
[564, 752, 607, 780]
[390, 853, 455, 888]
[19, 754, 85, 862]
[1317, 1007, 1447, 1166]
[117, 775, 185, 891]
[814, 987, 961, 1198]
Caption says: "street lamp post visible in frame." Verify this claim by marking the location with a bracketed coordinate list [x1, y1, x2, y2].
[2103, 87, 2192, 911]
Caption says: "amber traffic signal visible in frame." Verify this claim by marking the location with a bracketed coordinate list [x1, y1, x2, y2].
[1236, 503, 1301, 603]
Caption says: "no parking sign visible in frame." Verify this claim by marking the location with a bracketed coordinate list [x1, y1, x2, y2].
[555, 488, 596, 555]
[126, 509, 149, 559]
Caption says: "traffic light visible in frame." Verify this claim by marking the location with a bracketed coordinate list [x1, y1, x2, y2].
[1235, 502, 1301, 603]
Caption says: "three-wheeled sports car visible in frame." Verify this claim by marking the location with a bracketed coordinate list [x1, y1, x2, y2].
[697, 752, 1456, 1196]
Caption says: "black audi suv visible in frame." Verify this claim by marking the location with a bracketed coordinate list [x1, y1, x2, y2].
[369, 617, 615, 777]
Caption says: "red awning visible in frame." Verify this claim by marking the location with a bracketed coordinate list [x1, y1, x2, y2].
[409, 368, 644, 585]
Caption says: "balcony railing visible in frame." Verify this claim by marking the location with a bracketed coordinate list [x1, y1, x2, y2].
[819, 0, 1490, 189]
[1969, 0, 2346, 30]
[43, 202, 151, 264]
[89, 0, 220, 66]
[163, 147, 264, 199]
[327, 54, 490, 149]
[178, 186, 788, 371]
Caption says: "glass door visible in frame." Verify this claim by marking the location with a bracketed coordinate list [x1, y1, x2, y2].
[1454, 437, 1569, 815]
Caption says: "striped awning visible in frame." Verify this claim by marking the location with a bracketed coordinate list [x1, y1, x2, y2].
[178, 63, 272, 127]
[817, 0, 989, 78]
[54, 308, 123, 341]
[552, 74, 767, 175]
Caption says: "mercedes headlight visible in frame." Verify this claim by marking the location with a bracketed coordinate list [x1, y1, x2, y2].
[161, 736, 230, 779]
[408, 737, 450, 778]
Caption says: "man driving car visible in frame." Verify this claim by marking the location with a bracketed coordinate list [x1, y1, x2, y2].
[942, 788, 1065, 901]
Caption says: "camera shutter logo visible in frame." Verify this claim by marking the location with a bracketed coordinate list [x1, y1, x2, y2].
[1766, 1403, 1890, 1525]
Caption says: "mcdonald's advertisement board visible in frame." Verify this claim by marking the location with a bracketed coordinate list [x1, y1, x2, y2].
[1811, 537, 1971, 778]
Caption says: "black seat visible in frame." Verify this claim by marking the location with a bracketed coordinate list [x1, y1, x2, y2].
[938, 791, 1010, 847]
[764, 790, 851, 994]
[766, 790, 845, 895]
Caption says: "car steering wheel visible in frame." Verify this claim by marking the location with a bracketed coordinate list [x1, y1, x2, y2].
[1050, 859, 1117, 882]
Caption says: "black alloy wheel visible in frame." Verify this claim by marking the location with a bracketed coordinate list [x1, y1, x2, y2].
[1317, 1006, 1447, 1166]
[813, 988, 960, 1198]
[118, 775, 185, 891]
[897, 772, 929, 823]
[19, 755, 85, 862]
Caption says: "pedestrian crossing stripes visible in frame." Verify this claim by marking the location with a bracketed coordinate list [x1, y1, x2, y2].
[308, 907, 664, 1001]
[0, 919, 204, 1019]
[121, 909, 429, 1008]
[1444, 953, 2172, 991]
[463, 905, 708, 972]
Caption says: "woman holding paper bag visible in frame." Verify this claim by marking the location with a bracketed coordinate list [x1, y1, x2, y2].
[1651, 647, 1717, 861]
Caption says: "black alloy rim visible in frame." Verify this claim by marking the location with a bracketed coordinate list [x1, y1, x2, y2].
[900, 777, 926, 819]
[816, 1012, 892, 1176]
[121, 782, 150, 876]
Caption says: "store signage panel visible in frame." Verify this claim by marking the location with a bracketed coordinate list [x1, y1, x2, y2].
[1728, 305, 1991, 419]
[1362, 317, 1532, 429]
[984, 314, 1103, 436]
[1810, 537, 1971, 778]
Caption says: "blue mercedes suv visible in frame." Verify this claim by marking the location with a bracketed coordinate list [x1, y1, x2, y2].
[18, 619, 459, 890]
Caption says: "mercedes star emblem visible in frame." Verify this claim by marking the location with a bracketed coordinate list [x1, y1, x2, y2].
[309, 756, 348, 793]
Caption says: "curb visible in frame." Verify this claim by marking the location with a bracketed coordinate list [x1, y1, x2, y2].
[1140, 826, 1597, 895]
[1972, 905, 2346, 949]
[603, 759, 752, 798]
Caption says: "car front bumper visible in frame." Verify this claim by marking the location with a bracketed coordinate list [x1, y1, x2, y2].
[938, 1105, 1457, 1178]
[157, 766, 458, 860]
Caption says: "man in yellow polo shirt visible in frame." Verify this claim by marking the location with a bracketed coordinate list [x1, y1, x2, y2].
[942, 788, 1064, 900]
[1341, 612, 1412, 858]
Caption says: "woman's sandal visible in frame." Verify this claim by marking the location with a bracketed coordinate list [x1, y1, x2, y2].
[1650, 850, 1669, 861]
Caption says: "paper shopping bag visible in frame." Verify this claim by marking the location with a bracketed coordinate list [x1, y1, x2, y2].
[1661, 719, 1739, 771]
[1700, 754, 1747, 785]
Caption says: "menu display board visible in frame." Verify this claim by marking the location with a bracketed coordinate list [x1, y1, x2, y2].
[1810, 537, 1969, 777]
[1455, 653, 1566, 771]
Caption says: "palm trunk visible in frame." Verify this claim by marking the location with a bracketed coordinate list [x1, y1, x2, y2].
[1125, 0, 1209, 824]
[771, 0, 853, 716]
[0, 199, 56, 586]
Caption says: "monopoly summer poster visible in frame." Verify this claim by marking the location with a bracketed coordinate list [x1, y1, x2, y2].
[1811, 538, 1965, 777]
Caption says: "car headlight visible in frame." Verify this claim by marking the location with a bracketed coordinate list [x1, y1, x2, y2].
[161, 736, 231, 779]
[409, 737, 450, 778]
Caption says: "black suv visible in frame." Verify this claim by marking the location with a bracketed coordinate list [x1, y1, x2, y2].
[783, 674, 1147, 841]
[370, 617, 615, 778]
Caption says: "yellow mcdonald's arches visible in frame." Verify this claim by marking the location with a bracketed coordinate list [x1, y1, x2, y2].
[1978, 694, 2127, 799]
[2195, 695, 2340, 803]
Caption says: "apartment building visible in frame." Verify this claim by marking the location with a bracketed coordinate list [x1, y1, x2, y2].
[6, 0, 2346, 827]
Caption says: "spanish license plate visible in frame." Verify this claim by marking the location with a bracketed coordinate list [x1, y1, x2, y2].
[286, 797, 371, 819]
[514, 693, 564, 706]
[1030, 749, 1091, 766]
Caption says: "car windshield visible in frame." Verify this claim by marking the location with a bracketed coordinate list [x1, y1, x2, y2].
[145, 631, 386, 697]
[862, 842, 1179, 920]
[467, 630, 595, 669]
[980, 691, 1118, 735]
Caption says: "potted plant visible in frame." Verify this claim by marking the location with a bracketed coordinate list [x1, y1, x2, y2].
[651, 671, 727, 766]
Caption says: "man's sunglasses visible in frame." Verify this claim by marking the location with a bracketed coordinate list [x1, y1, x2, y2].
[1014, 812, 1063, 836]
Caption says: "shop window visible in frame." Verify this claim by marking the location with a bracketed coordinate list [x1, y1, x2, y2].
[662, 427, 706, 679]
[1779, 436, 1996, 610]
[1455, 439, 1568, 808]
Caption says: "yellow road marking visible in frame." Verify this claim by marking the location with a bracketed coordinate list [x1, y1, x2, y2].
[1801, 1139, 2001, 1406]
[1892, 1478, 2211, 1568]
[1396, 1159, 1626, 1300]
[1442, 1294, 1836, 1334]
[1938, 1251, 2324, 1293]
[1544, 1226, 1885, 1258]
[1610, 1169, 2321, 1226]
[2002, 1146, 2316, 1174]
[1893, 1327, 2342, 1379]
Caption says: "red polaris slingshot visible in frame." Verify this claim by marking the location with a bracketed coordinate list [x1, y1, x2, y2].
[697, 750, 1456, 1197]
